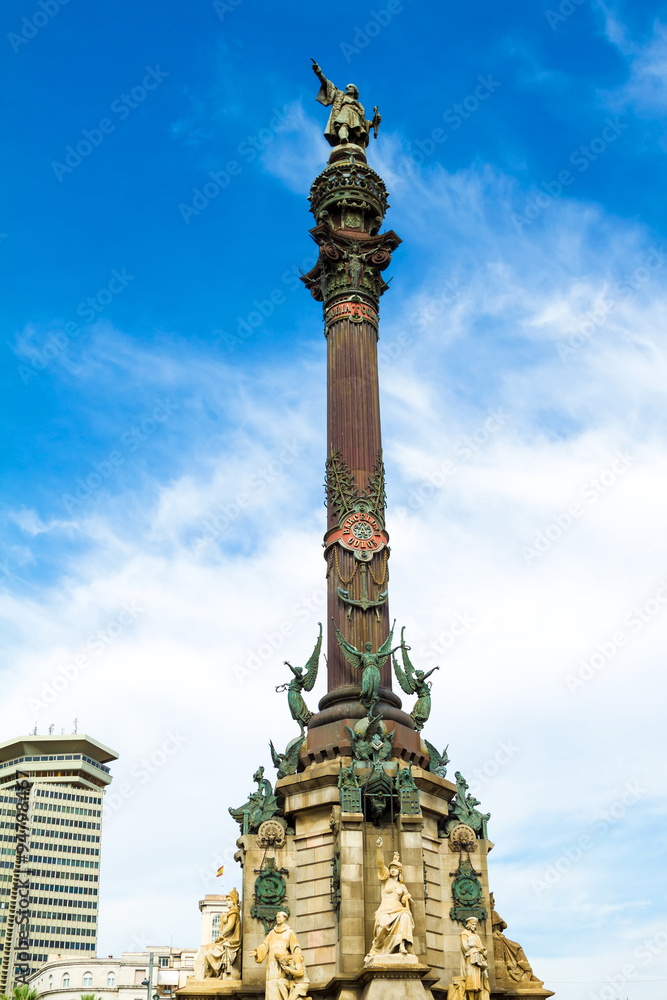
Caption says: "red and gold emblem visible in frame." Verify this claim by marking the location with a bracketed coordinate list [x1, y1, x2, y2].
[327, 509, 387, 554]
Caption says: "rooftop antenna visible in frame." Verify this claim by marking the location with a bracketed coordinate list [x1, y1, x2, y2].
[48, 723, 54, 735]
[32, 724, 37, 735]
[73, 717, 78, 734]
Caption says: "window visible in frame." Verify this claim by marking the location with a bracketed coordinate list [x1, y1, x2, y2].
[83, 973, 93, 988]
[62, 974, 70, 988]
[107, 973, 116, 987]
[158, 958, 169, 968]
[211, 914, 220, 941]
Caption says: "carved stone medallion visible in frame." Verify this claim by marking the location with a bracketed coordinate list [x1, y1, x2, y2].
[257, 819, 286, 848]
[448, 823, 477, 853]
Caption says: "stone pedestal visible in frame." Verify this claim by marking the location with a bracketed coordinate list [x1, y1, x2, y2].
[358, 959, 436, 1000]
[177, 980, 246, 1000]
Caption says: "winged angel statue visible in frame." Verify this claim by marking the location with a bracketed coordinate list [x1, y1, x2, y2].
[276, 623, 322, 734]
[392, 627, 439, 731]
[333, 620, 404, 716]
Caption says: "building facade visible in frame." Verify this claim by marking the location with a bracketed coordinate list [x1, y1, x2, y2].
[29, 947, 198, 1000]
[0, 734, 118, 984]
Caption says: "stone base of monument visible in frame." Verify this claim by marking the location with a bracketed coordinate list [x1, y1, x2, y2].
[177, 978, 245, 999]
[357, 957, 436, 1000]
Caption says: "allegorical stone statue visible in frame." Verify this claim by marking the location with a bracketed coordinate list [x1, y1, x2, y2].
[333, 620, 404, 716]
[276, 623, 322, 734]
[202, 888, 241, 979]
[364, 837, 415, 964]
[311, 59, 381, 148]
[490, 892, 543, 985]
[448, 917, 490, 1000]
[251, 910, 310, 1000]
[392, 627, 440, 730]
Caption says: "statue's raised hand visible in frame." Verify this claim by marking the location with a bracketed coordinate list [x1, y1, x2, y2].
[376, 836, 383, 847]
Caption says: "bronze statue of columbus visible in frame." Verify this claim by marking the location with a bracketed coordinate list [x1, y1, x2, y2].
[312, 59, 381, 148]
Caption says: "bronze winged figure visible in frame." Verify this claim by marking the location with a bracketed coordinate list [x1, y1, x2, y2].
[276, 623, 322, 734]
[333, 619, 402, 716]
[392, 627, 439, 731]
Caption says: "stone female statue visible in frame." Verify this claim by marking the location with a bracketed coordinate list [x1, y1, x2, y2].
[364, 837, 414, 963]
[203, 887, 241, 979]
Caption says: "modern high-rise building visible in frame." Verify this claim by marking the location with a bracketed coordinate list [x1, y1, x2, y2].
[0, 733, 118, 986]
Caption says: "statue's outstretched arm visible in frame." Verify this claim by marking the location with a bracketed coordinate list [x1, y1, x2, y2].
[311, 58, 327, 85]
[376, 837, 388, 879]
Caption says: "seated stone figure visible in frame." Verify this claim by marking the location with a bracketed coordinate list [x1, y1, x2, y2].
[202, 888, 241, 979]
[490, 892, 544, 986]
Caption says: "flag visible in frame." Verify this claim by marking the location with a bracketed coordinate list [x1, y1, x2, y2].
[216, 865, 224, 877]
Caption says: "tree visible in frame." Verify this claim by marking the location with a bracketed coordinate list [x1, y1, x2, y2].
[0, 985, 40, 1000]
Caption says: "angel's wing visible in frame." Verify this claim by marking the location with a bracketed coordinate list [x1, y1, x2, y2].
[365, 712, 384, 743]
[283, 735, 305, 771]
[377, 619, 396, 665]
[400, 630, 418, 687]
[333, 619, 362, 668]
[269, 739, 281, 769]
[302, 622, 323, 692]
[343, 724, 358, 745]
[425, 740, 449, 772]
[392, 628, 414, 693]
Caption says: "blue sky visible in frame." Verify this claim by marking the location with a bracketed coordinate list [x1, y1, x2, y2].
[2, 1, 667, 997]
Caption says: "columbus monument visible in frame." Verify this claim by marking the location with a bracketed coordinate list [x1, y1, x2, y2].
[180, 62, 553, 1000]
